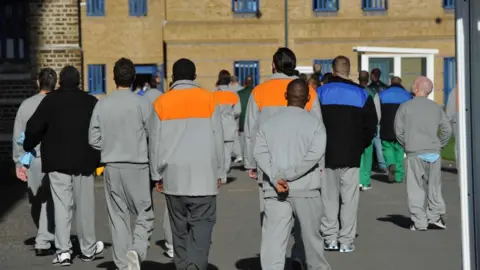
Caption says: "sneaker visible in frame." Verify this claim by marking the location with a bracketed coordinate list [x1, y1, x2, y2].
[360, 184, 372, 191]
[359, 184, 364, 189]
[409, 225, 427, 231]
[291, 258, 305, 270]
[339, 243, 355, 253]
[233, 156, 243, 164]
[429, 217, 447, 229]
[388, 165, 396, 183]
[35, 247, 56, 256]
[126, 250, 141, 270]
[80, 241, 105, 262]
[324, 240, 339, 251]
[52, 252, 72, 266]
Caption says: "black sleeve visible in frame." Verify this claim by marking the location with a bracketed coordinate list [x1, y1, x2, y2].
[24, 96, 50, 152]
[362, 96, 378, 148]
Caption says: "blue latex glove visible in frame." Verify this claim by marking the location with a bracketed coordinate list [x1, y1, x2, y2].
[16, 132, 25, 145]
[19, 152, 34, 167]
[418, 153, 440, 163]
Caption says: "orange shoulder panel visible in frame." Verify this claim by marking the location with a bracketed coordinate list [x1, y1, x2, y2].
[154, 88, 216, 121]
[252, 79, 318, 111]
[214, 91, 239, 105]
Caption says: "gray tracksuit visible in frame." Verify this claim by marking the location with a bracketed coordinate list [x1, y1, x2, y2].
[12, 93, 54, 249]
[254, 106, 330, 270]
[395, 96, 452, 229]
[144, 88, 163, 104]
[149, 80, 223, 270]
[214, 85, 241, 181]
[89, 89, 155, 270]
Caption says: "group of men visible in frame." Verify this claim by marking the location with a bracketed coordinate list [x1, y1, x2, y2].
[13, 47, 452, 270]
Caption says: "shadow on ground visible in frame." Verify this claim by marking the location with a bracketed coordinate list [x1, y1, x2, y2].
[377, 214, 411, 229]
[235, 254, 295, 270]
[371, 173, 390, 184]
[0, 161, 28, 222]
[98, 261, 219, 270]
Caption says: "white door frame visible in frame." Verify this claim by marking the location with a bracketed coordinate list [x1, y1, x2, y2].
[353, 47, 439, 100]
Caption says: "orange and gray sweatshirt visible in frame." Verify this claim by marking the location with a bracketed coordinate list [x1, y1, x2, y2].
[214, 85, 241, 142]
[254, 106, 326, 198]
[148, 80, 224, 196]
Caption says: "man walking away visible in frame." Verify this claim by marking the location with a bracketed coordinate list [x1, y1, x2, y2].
[395, 76, 452, 231]
[368, 68, 388, 94]
[23, 66, 103, 266]
[318, 56, 377, 253]
[379, 77, 412, 184]
[214, 70, 241, 183]
[233, 75, 254, 164]
[149, 58, 224, 270]
[13, 68, 57, 256]
[143, 75, 163, 103]
[244, 47, 322, 269]
[89, 58, 155, 270]
[358, 70, 382, 191]
[255, 79, 330, 270]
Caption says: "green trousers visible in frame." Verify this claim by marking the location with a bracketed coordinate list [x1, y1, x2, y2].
[382, 140, 405, 182]
[360, 143, 374, 186]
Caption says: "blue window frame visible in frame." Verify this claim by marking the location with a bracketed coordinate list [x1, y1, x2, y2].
[129, 0, 147, 16]
[87, 0, 105, 16]
[362, 0, 388, 10]
[313, 0, 338, 11]
[314, 59, 334, 74]
[0, 1, 29, 63]
[234, 61, 260, 87]
[443, 57, 456, 105]
[443, 0, 454, 9]
[232, 0, 258, 13]
[88, 64, 106, 94]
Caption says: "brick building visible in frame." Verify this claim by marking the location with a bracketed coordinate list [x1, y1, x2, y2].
[0, 0, 81, 162]
[81, 0, 455, 104]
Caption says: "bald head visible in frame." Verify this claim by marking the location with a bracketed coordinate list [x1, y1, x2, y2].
[285, 79, 310, 108]
[391, 76, 402, 85]
[358, 70, 369, 86]
[413, 76, 433, 97]
[332, 56, 350, 78]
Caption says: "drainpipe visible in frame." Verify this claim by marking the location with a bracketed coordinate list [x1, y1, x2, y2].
[284, 0, 288, 48]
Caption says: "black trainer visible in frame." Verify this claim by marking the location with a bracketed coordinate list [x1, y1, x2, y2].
[35, 247, 55, 256]
[429, 217, 447, 229]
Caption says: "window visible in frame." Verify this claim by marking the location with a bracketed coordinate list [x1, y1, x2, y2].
[443, 57, 456, 105]
[234, 61, 260, 87]
[129, 0, 147, 16]
[88, 64, 106, 94]
[87, 0, 105, 16]
[232, 0, 258, 13]
[443, 0, 454, 9]
[313, 0, 338, 11]
[314, 59, 333, 74]
[362, 0, 388, 10]
[0, 2, 28, 63]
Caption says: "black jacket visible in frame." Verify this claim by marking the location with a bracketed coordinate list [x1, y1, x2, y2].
[24, 86, 100, 174]
[317, 76, 378, 168]
[368, 80, 388, 94]
[378, 84, 413, 141]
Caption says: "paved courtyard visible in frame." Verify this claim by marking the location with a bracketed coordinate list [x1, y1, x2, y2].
[0, 163, 462, 270]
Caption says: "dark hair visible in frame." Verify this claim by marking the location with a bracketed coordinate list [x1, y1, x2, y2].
[38, 68, 57, 91]
[150, 76, 159, 88]
[172, 58, 196, 81]
[273, 47, 296, 76]
[371, 68, 381, 77]
[286, 78, 310, 105]
[321, 72, 333, 85]
[358, 70, 369, 84]
[59, 65, 80, 87]
[216, 70, 231, 86]
[114, 58, 136, 88]
[299, 73, 308, 82]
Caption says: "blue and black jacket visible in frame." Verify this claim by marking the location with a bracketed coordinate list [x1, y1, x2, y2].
[317, 76, 378, 169]
[378, 84, 413, 141]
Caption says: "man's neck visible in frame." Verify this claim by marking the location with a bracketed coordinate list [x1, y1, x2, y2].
[287, 104, 305, 109]
[39, 89, 49, 94]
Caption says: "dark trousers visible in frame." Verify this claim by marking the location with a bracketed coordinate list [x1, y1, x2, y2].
[165, 195, 217, 270]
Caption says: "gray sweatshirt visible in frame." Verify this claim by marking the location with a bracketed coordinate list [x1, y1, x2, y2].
[214, 85, 241, 141]
[12, 93, 46, 168]
[144, 88, 163, 104]
[254, 106, 326, 198]
[394, 96, 452, 156]
[89, 89, 153, 166]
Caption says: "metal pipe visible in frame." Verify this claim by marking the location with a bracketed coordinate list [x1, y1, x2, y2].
[284, 0, 288, 48]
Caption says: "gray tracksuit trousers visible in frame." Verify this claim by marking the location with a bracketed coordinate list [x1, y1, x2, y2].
[49, 172, 97, 255]
[28, 158, 55, 249]
[405, 157, 446, 229]
[104, 164, 155, 270]
[321, 167, 360, 245]
[166, 195, 216, 270]
[164, 203, 173, 247]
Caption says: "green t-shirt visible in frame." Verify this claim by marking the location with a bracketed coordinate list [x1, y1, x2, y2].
[237, 86, 253, 131]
